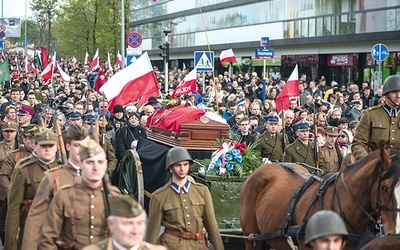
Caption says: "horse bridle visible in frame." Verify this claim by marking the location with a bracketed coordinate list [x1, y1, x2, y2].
[341, 164, 400, 236]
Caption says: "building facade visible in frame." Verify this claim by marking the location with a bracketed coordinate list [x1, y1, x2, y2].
[130, 0, 400, 85]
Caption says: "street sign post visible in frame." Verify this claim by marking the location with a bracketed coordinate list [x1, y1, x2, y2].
[126, 55, 141, 66]
[371, 43, 389, 91]
[194, 51, 214, 93]
[255, 48, 274, 59]
[126, 31, 142, 48]
[260, 37, 269, 47]
[194, 51, 214, 72]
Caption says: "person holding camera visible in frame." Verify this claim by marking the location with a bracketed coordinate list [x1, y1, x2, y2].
[342, 99, 363, 122]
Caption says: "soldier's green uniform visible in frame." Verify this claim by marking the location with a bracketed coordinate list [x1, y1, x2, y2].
[4, 129, 59, 250]
[39, 139, 120, 249]
[258, 114, 287, 161]
[352, 75, 400, 160]
[22, 124, 89, 249]
[283, 121, 326, 174]
[0, 122, 18, 244]
[146, 147, 224, 250]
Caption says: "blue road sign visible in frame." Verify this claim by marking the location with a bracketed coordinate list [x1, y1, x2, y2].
[255, 48, 274, 59]
[371, 43, 389, 62]
[0, 40, 5, 49]
[22, 40, 28, 45]
[126, 32, 142, 48]
[194, 51, 214, 72]
[260, 37, 270, 47]
[126, 54, 141, 66]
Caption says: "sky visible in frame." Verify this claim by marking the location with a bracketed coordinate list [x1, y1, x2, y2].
[2, 0, 33, 19]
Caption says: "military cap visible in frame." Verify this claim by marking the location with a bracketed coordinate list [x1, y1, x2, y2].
[83, 112, 97, 124]
[80, 139, 105, 161]
[295, 121, 310, 131]
[67, 110, 82, 120]
[1, 122, 18, 132]
[109, 195, 144, 218]
[21, 124, 39, 137]
[265, 113, 279, 124]
[34, 128, 58, 145]
[325, 126, 338, 136]
[17, 104, 34, 116]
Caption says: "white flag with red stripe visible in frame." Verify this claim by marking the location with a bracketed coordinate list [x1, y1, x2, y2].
[57, 63, 71, 82]
[84, 51, 90, 65]
[100, 52, 159, 111]
[115, 51, 122, 69]
[171, 68, 197, 98]
[41, 52, 56, 83]
[90, 49, 99, 70]
[23, 56, 29, 72]
[220, 49, 237, 67]
[107, 53, 112, 71]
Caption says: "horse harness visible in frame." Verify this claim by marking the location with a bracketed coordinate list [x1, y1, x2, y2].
[249, 162, 391, 248]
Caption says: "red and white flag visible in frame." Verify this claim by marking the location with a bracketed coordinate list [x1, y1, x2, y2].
[107, 53, 112, 71]
[57, 63, 70, 82]
[22, 56, 29, 72]
[31, 62, 37, 76]
[275, 64, 299, 113]
[171, 68, 197, 98]
[220, 49, 237, 67]
[100, 52, 159, 112]
[41, 52, 56, 83]
[90, 49, 99, 70]
[115, 51, 122, 69]
[84, 51, 91, 65]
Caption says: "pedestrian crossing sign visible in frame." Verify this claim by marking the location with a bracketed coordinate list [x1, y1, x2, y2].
[194, 51, 214, 72]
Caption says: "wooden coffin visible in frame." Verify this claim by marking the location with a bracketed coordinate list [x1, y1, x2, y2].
[147, 116, 230, 150]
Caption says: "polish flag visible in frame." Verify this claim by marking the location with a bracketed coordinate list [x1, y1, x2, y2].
[115, 51, 122, 69]
[90, 49, 99, 70]
[107, 53, 112, 71]
[31, 62, 37, 76]
[41, 52, 56, 83]
[100, 52, 159, 112]
[57, 63, 70, 82]
[23, 56, 29, 72]
[220, 49, 237, 67]
[84, 52, 91, 65]
[275, 64, 299, 113]
[171, 68, 197, 98]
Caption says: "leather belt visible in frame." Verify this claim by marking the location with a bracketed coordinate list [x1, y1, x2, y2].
[164, 228, 205, 240]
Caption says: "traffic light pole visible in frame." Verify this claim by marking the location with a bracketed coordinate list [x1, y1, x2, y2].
[164, 34, 168, 93]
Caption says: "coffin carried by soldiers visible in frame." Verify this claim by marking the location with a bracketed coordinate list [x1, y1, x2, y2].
[146, 106, 229, 150]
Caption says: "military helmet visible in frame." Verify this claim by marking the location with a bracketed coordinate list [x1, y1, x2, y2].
[165, 147, 193, 169]
[305, 210, 348, 246]
[383, 75, 400, 95]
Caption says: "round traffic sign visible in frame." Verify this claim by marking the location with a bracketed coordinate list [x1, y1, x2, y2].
[0, 31, 5, 39]
[371, 43, 389, 62]
[0, 25, 5, 32]
[126, 31, 142, 48]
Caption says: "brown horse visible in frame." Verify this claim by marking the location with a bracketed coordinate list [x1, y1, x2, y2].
[359, 235, 400, 249]
[240, 148, 400, 250]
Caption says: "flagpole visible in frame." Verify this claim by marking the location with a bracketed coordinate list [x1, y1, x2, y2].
[120, 0, 125, 69]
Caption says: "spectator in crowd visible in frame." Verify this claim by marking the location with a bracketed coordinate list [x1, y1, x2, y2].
[236, 116, 257, 146]
[343, 99, 363, 122]
[337, 117, 349, 131]
[361, 87, 376, 109]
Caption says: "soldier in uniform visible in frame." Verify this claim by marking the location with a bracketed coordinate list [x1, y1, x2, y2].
[320, 126, 343, 172]
[352, 75, 400, 160]
[146, 147, 224, 250]
[305, 210, 348, 250]
[5, 128, 59, 250]
[39, 139, 120, 249]
[283, 121, 326, 174]
[258, 113, 287, 161]
[83, 195, 167, 250]
[0, 123, 35, 244]
[22, 125, 90, 249]
[82, 112, 117, 173]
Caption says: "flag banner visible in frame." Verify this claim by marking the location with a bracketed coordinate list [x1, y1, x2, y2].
[220, 49, 237, 67]
[0, 59, 10, 82]
[115, 51, 122, 69]
[41, 52, 56, 83]
[171, 68, 197, 98]
[84, 51, 91, 65]
[100, 52, 158, 112]
[107, 53, 112, 71]
[57, 63, 70, 82]
[90, 49, 99, 70]
[275, 64, 299, 113]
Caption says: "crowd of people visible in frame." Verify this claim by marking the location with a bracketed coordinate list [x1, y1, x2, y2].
[0, 47, 399, 250]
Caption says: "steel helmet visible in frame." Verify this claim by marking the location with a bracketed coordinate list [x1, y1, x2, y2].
[305, 210, 348, 246]
[383, 75, 400, 95]
[165, 147, 193, 169]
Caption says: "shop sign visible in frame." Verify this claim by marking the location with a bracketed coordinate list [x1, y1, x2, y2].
[327, 54, 353, 66]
